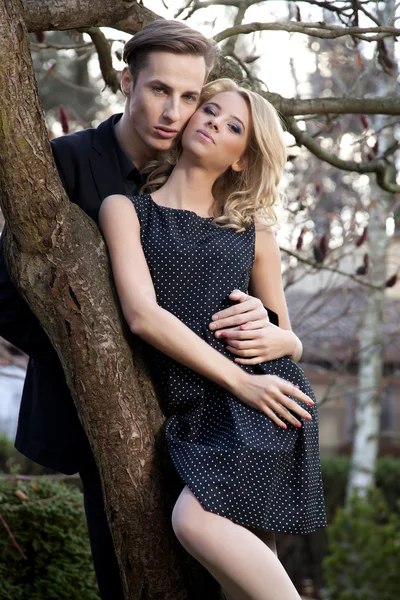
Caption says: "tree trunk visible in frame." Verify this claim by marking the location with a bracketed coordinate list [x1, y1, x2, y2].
[346, 1, 397, 501]
[346, 197, 386, 501]
[0, 1, 219, 598]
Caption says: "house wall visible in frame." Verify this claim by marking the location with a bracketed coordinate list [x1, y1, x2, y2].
[303, 365, 400, 455]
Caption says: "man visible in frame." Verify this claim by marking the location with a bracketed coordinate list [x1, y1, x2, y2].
[0, 20, 278, 599]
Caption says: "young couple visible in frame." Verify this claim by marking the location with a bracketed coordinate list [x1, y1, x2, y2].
[0, 19, 326, 600]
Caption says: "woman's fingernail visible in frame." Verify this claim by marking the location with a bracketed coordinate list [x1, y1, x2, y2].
[220, 332, 226, 338]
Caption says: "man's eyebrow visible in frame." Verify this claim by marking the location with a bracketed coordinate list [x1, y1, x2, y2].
[148, 79, 200, 96]
[205, 101, 246, 130]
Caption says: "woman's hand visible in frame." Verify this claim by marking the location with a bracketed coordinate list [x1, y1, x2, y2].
[234, 373, 314, 429]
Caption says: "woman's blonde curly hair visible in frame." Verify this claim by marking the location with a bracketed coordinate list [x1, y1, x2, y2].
[142, 78, 287, 232]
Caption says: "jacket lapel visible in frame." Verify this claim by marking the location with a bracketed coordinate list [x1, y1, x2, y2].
[89, 115, 126, 204]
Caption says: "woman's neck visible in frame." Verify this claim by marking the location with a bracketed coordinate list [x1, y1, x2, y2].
[152, 158, 218, 217]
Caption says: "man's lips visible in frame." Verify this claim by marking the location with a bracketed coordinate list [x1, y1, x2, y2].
[196, 129, 215, 144]
[154, 126, 178, 139]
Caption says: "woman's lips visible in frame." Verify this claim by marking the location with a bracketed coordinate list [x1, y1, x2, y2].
[154, 127, 178, 139]
[196, 129, 215, 144]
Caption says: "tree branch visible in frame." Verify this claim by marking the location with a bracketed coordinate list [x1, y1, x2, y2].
[22, 0, 160, 34]
[281, 247, 384, 290]
[284, 116, 400, 193]
[82, 27, 120, 93]
[265, 93, 400, 116]
[214, 21, 400, 43]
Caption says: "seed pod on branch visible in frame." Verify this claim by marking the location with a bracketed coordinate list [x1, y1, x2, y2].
[360, 115, 369, 129]
[385, 274, 398, 288]
[296, 226, 307, 251]
[312, 244, 324, 265]
[355, 226, 368, 247]
[319, 233, 329, 258]
[34, 31, 45, 44]
[377, 39, 395, 73]
[356, 254, 369, 276]
[58, 106, 70, 135]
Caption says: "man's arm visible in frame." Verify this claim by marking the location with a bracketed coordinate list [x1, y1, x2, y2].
[208, 227, 302, 364]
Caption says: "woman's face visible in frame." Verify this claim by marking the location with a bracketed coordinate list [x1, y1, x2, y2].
[181, 91, 251, 174]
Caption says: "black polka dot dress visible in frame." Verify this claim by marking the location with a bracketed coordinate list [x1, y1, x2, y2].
[129, 194, 327, 534]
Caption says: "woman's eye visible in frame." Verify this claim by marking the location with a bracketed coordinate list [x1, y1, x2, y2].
[229, 123, 242, 134]
[204, 106, 216, 116]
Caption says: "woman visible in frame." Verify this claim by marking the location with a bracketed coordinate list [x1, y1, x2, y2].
[99, 78, 326, 600]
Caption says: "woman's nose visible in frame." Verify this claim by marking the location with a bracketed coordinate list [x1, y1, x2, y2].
[207, 120, 219, 131]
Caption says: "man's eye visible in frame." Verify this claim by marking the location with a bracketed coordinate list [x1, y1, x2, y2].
[152, 86, 166, 94]
[184, 94, 197, 102]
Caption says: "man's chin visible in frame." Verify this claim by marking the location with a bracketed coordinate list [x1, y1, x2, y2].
[151, 137, 176, 151]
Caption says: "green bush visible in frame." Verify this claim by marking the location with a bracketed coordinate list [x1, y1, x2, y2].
[0, 434, 51, 476]
[320, 454, 400, 519]
[0, 477, 99, 600]
[323, 489, 400, 600]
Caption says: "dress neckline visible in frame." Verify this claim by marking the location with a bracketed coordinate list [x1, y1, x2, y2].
[146, 193, 215, 221]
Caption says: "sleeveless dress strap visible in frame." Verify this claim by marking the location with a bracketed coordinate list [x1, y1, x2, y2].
[127, 193, 152, 227]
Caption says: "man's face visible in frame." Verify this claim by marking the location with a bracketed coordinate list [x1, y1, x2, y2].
[121, 51, 207, 155]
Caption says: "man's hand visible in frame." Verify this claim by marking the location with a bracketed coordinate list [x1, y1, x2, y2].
[209, 290, 298, 365]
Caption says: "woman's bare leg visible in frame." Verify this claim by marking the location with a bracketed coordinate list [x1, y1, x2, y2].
[172, 486, 301, 600]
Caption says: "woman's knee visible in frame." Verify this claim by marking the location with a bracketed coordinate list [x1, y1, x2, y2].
[171, 487, 208, 553]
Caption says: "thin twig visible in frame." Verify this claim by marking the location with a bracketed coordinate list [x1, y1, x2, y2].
[0, 513, 28, 560]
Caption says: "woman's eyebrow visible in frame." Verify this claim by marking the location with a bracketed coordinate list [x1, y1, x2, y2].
[206, 102, 246, 131]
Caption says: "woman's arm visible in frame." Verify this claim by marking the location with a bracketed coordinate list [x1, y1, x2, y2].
[99, 195, 313, 429]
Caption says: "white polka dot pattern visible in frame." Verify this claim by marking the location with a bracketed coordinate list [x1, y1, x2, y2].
[129, 194, 327, 534]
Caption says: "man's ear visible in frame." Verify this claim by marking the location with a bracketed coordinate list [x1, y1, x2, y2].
[120, 66, 132, 97]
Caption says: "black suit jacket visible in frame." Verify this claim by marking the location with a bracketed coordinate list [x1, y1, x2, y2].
[0, 115, 128, 474]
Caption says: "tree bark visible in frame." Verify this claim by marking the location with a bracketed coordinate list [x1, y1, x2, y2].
[22, 0, 158, 33]
[0, 1, 219, 598]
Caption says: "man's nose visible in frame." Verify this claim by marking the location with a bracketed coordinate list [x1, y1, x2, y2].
[163, 98, 180, 122]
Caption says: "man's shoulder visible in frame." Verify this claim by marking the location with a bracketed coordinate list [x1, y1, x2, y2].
[50, 114, 118, 155]
[50, 124, 94, 153]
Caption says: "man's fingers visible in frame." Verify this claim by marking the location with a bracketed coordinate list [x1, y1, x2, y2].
[211, 300, 255, 322]
[228, 289, 248, 302]
[234, 356, 265, 365]
[210, 313, 252, 330]
[239, 318, 269, 331]
[225, 338, 262, 349]
[227, 345, 261, 356]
